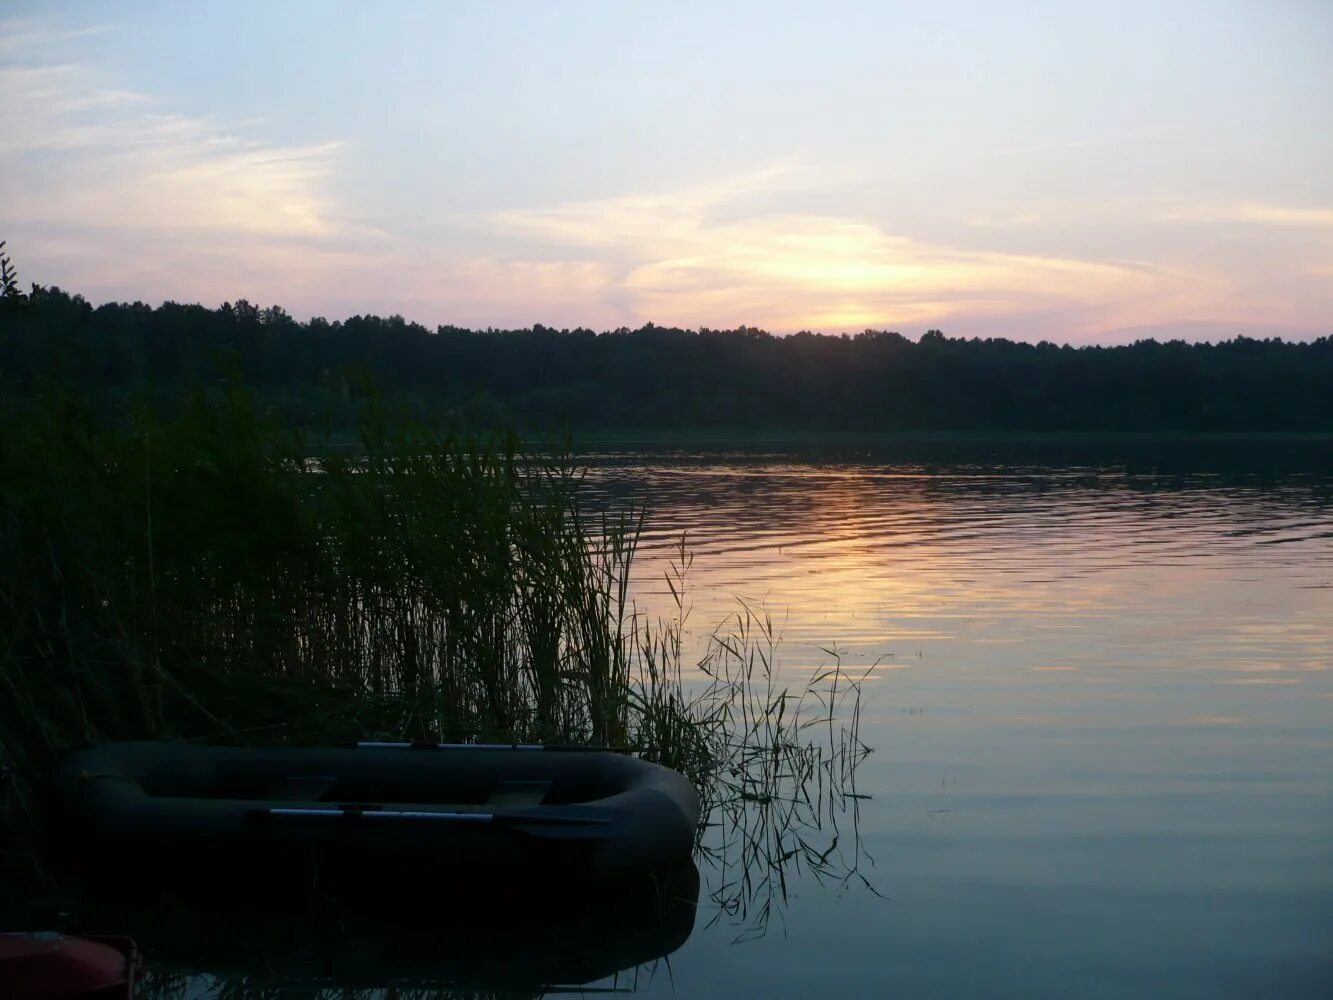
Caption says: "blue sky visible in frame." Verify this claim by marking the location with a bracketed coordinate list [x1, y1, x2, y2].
[2, 1, 1330, 342]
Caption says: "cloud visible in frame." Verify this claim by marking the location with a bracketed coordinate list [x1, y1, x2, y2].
[492, 168, 1202, 334]
[0, 19, 110, 57]
[4, 15, 1327, 340]
[0, 45, 620, 326]
[1165, 202, 1333, 229]
[0, 62, 349, 240]
[0, 39, 417, 318]
[376, 257, 617, 330]
[0, 66, 146, 153]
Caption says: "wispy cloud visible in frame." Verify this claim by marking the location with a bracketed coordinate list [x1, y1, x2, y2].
[1165, 202, 1333, 229]
[4, 15, 1327, 338]
[492, 167, 1201, 333]
[0, 19, 111, 56]
[0, 32, 408, 318]
[1, 61, 349, 240]
[0, 37, 619, 325]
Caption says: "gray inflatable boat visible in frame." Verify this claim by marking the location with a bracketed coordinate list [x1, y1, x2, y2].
[50, 741, 700, 900]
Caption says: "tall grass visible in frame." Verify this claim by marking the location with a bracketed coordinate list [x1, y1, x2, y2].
[1, 384, 877, 935]
[626, 543, 877, 941]
[0, 385, 641, 783]
[695, 615, 878, 942]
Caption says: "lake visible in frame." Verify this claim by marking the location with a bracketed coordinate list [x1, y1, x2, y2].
[87, 437, 1333, 997]
[569, 437, 1333, 999]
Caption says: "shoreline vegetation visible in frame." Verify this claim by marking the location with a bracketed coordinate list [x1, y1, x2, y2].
[0, 258, 1319, 915]
[0, 381, 872, 928]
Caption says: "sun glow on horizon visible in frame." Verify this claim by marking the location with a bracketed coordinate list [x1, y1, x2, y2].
[1, 3, 1330, 343]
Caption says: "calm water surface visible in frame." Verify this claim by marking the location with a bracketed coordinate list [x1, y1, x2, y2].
[124, 439, 1332, 997]
[570, 439, 1333, 999]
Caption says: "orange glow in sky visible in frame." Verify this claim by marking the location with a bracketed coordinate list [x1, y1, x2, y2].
[2, 3, 1330, 344]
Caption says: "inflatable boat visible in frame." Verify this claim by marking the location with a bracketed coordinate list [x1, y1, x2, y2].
[0, 932, 139, 1000]
[49, 741, 699, 901]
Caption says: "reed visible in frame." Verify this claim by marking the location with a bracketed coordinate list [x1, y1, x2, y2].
[0, 383, 876, 932]
[619, 537, 876, 941]
[694, 615, 879, 942]
[0, 384, 641, 780]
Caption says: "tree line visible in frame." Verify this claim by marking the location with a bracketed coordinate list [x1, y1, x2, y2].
[2, 279, 1330, 432]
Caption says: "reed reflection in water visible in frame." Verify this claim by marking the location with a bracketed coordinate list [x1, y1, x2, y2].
[58, 441, 1333, 998]
[572, 441, 1332, 998]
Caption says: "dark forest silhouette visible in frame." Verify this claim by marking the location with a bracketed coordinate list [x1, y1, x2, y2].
[2, 278, 1330, 432]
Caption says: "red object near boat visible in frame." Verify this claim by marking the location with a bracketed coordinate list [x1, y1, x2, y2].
[0, 932, 139, 999]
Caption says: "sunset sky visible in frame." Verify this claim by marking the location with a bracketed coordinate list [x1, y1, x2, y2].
[2, 1, 1330, 343]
